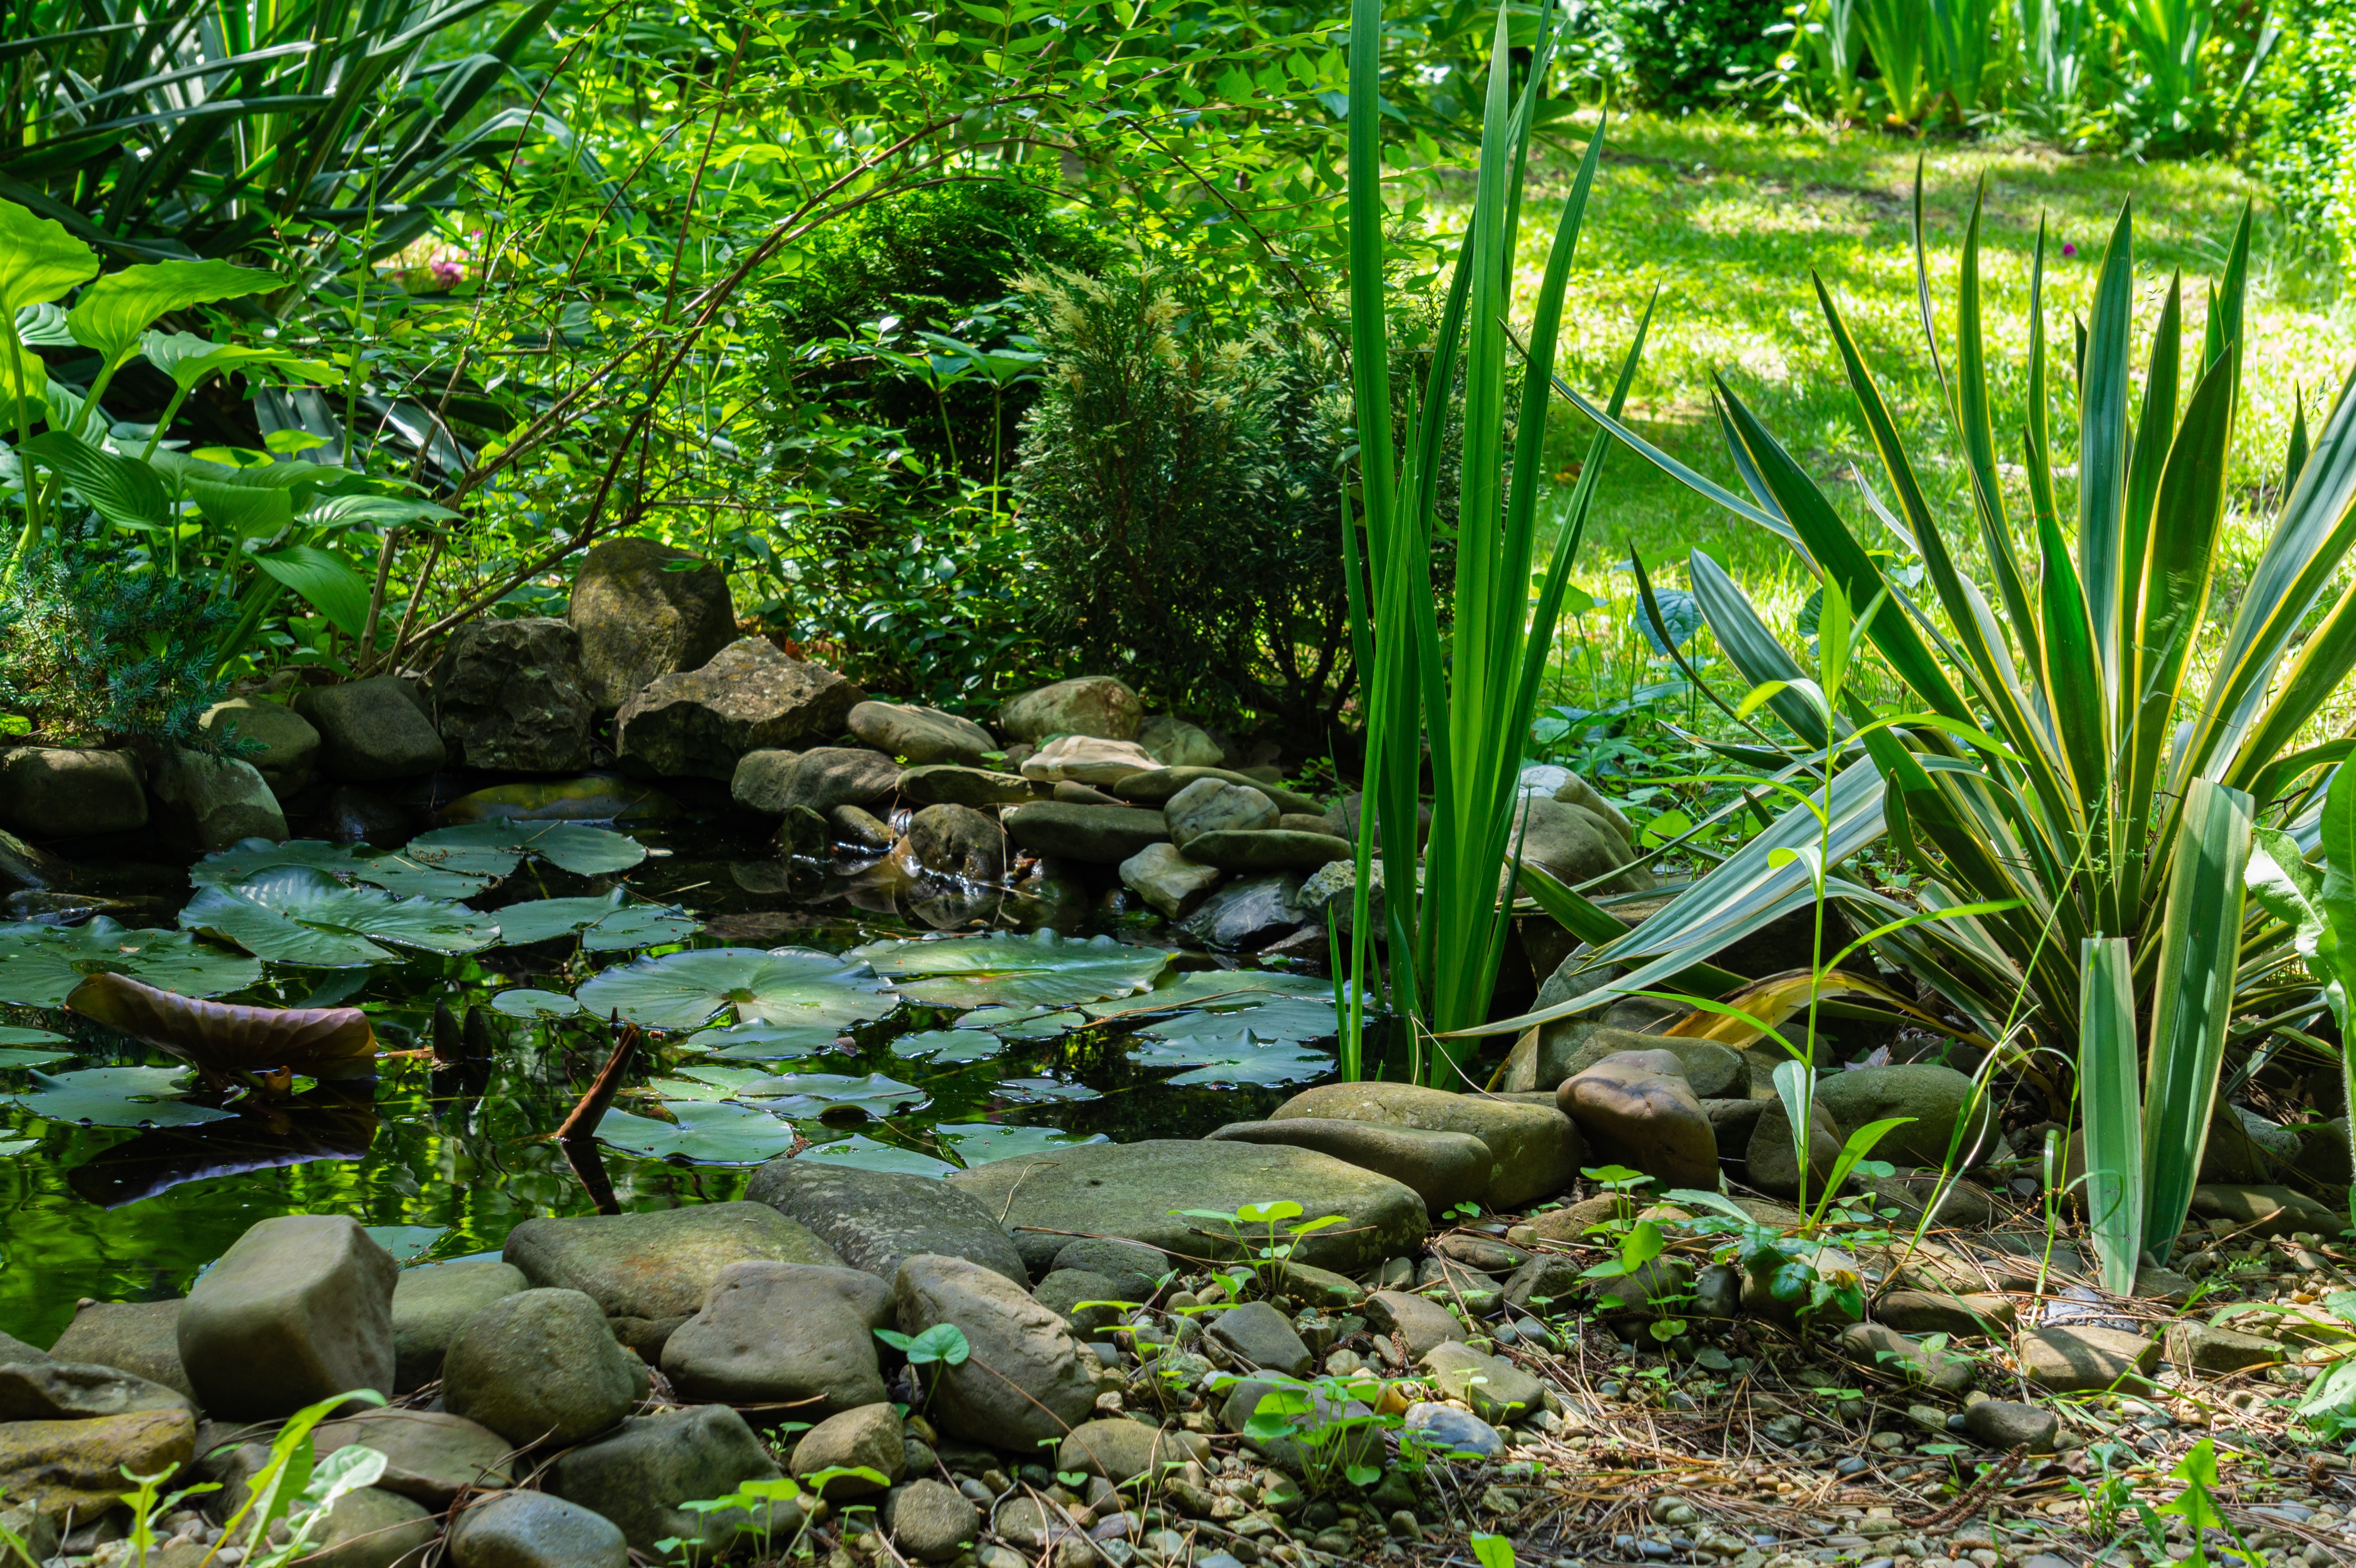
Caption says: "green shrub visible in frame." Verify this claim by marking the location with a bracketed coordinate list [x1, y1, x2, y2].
[1570, 0, 1787, 111]
[2247, 0, 2356, 267]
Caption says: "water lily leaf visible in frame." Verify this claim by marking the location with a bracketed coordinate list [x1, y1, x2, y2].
[0, 1047, 71, 1068]
[0, 1138, 33, 1156]
[672, 1069, 925, 1119]
[936, 1123, 1109, 1165]
[191, 838, 485, 900]
[576, 948, 892, 1032]
[989, 1011, 1089, 1041]
[439, 777, 678, 824]
[682, 1023, 843, 1061]
[66, 971, 378, 1080]
[850, 930, 1172, 1007]
[889, 1029, 1003, 1063]
[594, 1101, 798, 1164]
[799, 1134, 955, 1178]
[646, 1077, 740, 1102]
[0, 917, 263, 1006]
[364, 1224, 445, 1263]
[1083, 968, 1336, 1017]
[406, 820, 647, 880]
[493, 891, 699, 950]
[1137, 995, 1339, 1049]
[993, 1076, 1101, 1104]
[0, 1026, 68, 1045]
[1132, 1033, 1335, 1088]
[488, 988, 581, 1020]
[9, 1066, 235, 1128]
[180, 867, 499, 967]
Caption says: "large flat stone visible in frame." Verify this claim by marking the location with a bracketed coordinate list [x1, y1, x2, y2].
[312, 1407, 515, 1506]
[743, 1158, 1027, 1286]
[1268, 1082, 1582, 1209]
[390, 1260, 527, 1393]
[0, 1408, 193, 1527]
[1419, 1341, 1544, 1424]
[660, 1261, 893, 1415]
[502, 1202, 845, 1339]
[849, 701, 996, 767]
[0, 747, 146, 837]
[1206, 1118, 1491, 1214]
[998, 677, 1142, 742]
[47, 1300, 193, 1401]
[0, 1360, 193, 1422]
[897, 763, 1034, 808]
[616, 638, 865, 781]
[2016, 1325, 2159, 1393]
[944, 1139, 1426, 1276]
[894, 1253, 1097, 1452]
[733, 746, 901, 814]
[1183, 829, 1352, 873]
[177, 1213, 398, 1420]
[1000, 802, 1169, 864]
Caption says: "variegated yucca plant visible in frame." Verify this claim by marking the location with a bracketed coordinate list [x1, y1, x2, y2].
[1491, 185, 2356, 1288]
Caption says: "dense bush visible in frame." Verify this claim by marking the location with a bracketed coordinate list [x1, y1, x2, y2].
[2247, 0, 2356, 266]
[1568, 0, 1786, 111]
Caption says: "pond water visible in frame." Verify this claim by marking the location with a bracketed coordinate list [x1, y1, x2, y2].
[0, 771, 1371, 1345]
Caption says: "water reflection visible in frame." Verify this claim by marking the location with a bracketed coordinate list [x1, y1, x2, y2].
[67, 1084, 380, 1208]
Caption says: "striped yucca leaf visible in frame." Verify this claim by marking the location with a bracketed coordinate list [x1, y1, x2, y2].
[2079, 935, 2142, 1293]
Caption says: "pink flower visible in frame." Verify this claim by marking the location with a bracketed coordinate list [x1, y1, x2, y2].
[431, 259, 464, 286]
[2060, 241, 2077, 258]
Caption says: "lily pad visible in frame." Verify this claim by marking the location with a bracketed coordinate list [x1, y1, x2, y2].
[682, 1023, 844, 1061]
[576, 948, 893, 1032]
[0, 918, 263, 1007]
[364, 1224, 446, 1263]
[799, 1134, 956, 1179]
[646, 1076, 740, 1103]
[1131, 1022, 1336, 1087]
[9, 1066, 235, 1128]
[488, 988, 582, 1020]
[494, 891, 700, 951]
[990, 1011, 1089, 1041]
[190, 838, 485, 900]
[1084, 968, 1338, 1017]
[851, 929, 1172, 1008]
[0, 1138, 34, 1156]
[406, 820, 648, 880]
[993, 1076, 1101, 1104]
[936, 1123, 1109, 1166]
[0, 1047, 71, 1068]
[889, 1029, 1003, 1064]
[181, 867, 499, 967]
[0, 1026, 68, 1045]
[670, 1068, 925, 1119]
[594, 1101, 799, 1164]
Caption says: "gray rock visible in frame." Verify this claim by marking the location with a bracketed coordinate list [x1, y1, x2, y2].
[892, 1252, 1098, 1450]
[1559, 1051, 1718, 1190]
[298, 678, 447, 781]
[905, 803, 1004, 883]
[1510, 794, 1650, 896]
[885, 1478, 983, 1562]
[2015, 1325, 2159, 1392]
[567, 537, 736, 714]
[1961, 1399, 2058, 1453]
[178, 1213, 398, 1420]
[998, 677, 1142, 741]
[1268, 1081, 1581, 1209]
[1419, 1341, 1544, 1423]
[502, 1201, 845, 1336]
[1814, 1064, 1995, 1169]
[1118, 841, 1223, 920]
[1056, 1418, 1205, 1484]
[1206, 1118, 1491, 1215]
[1050, 1240, 1168, 1302]
[1703, 1096, 1769, 1150]
[660, 1261, 892, 1415]
[743, 1157, 1027, 1287]
[2166, 1321, 2287, 1374]
[790, 1402, 905, 1498]
[1020, 734, 1160, 785]
[1362, 1291, 1466, 1358]
[311, 1407, 515, 1506]
[0, 1360, 193, 1421]
[0, 1405, 193, 1529]
[200, 698, 319, 797]
[1137, 715, 1223, 767]
[2291, 1117, 2354, 1184]
[1587, 1255, 1694, 1322]
[545, 1404, 794, 1555]
[47, 1299, 192, 1401]
[1874, 1289, 2016, 1338]
[426, 617, 594, 773]
[619, 639, 866, 781]
[1187, 829, 1354, 873]
[944, 1138, 1426, 1275]
[734, 745, 900, 814]
[1165, 777, 1277, 850]
[2186, 1183, 2345, 1238]
[1114, 767, 1310, 811]
[1868, 1173, 2000, 1228]
[299, 1485, 437, 1568]
[1001, 801, 1169, 864]
[897, 763, 1034, 808]
[1694, 1263, 1742, 1318]
[851, 701, 997, 767]
[1403, 1401, 1503, 1458]
[1548, 1031, 1748, 1100]
[1218, 1377, 1380, 1474]
[1176, 871, 1309, 949]
[833, 803, 896, 851]
[0, 1503, 54, 1566]
[1836, 1321, 1973, 1394]
[1744, 1097, 1848, 1201]
[145, 747, 287, 851]
[1206, 1301, 1312, 1376]
[0, 1329, 49, 1364]
[0, 747, 146, 837]
[1297, 857, 1381, 938]
[1740, 1243, 1860, 1329]
[1032, 1269, 1126, 1336]
[442, 1288, 640, 1447]
[1500, 1255, 1586, 1312]
[390, 1260, 526, 1394]
[448, 1489, 631, 1568]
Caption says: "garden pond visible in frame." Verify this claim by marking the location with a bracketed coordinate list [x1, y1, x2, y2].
[0, 771, 1369, 1345]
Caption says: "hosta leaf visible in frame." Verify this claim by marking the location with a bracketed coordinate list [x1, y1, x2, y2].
[682, 1023, 845, 1061]
[937, 1123, 1108, 1165]
[0, 918, 262, 1007]
[143, 331, 338, 395]
[9, 1066, 234, 1129]
[850, 929, 1172, 1007]
[67, 971, 377, 1080]
[68, 259, 278, 368]
[594, 1102, 798, 1164]
[799, 1134, 956, 1178]
[0, 200, 98, 314]
[406, 821, 647, 880]
[889, 1029, 1004, 1063]
[18, 430, 168, 527]
[576, 948, 892, 1032]
[180, 867, 499, 967]
[493, 890, 698, 950]
[488, 987, 580, 1019]
[251, 546, 372, 638]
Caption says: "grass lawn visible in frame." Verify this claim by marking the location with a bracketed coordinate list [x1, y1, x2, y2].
[1459, 113, 2354, 734]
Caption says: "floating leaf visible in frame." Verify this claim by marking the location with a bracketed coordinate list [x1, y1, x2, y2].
[67, 972, 378, 1080]
[181, 867, 498, 967]
[799, 1134, 956, 1178]
[850, 930, 1172, 1007]
[646, 1076, 739, 1103]
[9, 1066, 235, 1128]
[577, 948, 893, 1032]
[1132, 1033, 1336, 1088]
[682, 1023, 844, 1061]
[494, 890, 699, 951]
[191, 838, 486, 900]
[989, 1011, 1089, 1041]
[0, 1138, 33, 1156]
[594, 1101, 799, 1164]
[364, 1224, 445, 1263]
[0, 1047, 71, 1068]
[889, 1029, 1003, 1063]
[1136, 995, 1340, 1050]
[1082, 967, 1336, 1018]
[0, 918, 262, 1006]
[488, 988, 581, 1020]
[936, 1123, 1109, 1165]
[406, 820, 648, 880]
[669, 1068, 925, 1119]
[993, 1076, 1101, 1104]
[0, 1026, 68, 1045]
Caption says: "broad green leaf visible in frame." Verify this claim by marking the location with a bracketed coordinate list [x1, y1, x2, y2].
[0, 1047, 72, 1068]
[889, 1029, 1003, 1063]
[0, 917, 262, 1006]
[68, 260, 278, 368]
[142, 331, 337, 394]
[8, 1065, 234, 1128]
[595, 1102, 798, 1165]
[1080, 967, 1335, 1016]
[850, 929, 1172, 1007]
[683, 1023, 844, 1061]
[799, 1134, 956, 1178]
[363, 1225, 446, 1263]
[405, 821, 648, 881]
[992, 1076, 1102, 1103]
[935, 1123, 1108, 1165]
[0, 200, 98, 314]
[577, 948, 892, 1032]
[251, 546, 373, 637]
[671, 1068, 924, 1119]
[180, 867, 499, 967]
[191, 837, 485, 901]
[302, 494, 459, 528]
[18, 430, 167, 526]
[2079, 935, 2144, 1294]
[493, 890, 697, 950]
[0, 1026, 67, 1045]
[488, 987, 581, 1019]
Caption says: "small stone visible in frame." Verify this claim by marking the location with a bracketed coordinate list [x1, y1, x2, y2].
[999, 676, 1143, 742]
[1165, 777, 1279, 849]
[544, 1404, 794, 1556]
[46, 1299, 192, 1400]
[904, 802, 1006, 883]
[1207, 1301, 1314, 1376]
[1961, 1399, 2058, 1453]
[1837, 1321, 1974, 1395]
[1874, 1289, 2016, 1339]
[1500, 1255, 1586, 1313]
[1183, 828, 1353, 873]
[659, 1260, 893, 1415]
[851, 701, 997, 767]
[1050, 1239, 1168, 1303]
[311, 1407, 515, 1507]
[744, 1157, 1027, 1286]
[833, 802, 897, 850]
[298, 677, 447, 781]
[897, 762, 1035, 808]
[0, 1408, 194, 1529]
[1175, 870, 1311, 947]
[1868, 1174, 2001, 1229]
[1814, 1064, 1995, 1168]
[1056, 1418, 1207, 1483]
[0, 1361, 193, 1422]
[1361, 1290, 1467, 1358]
[894, 1252, 1097, 1451]
[1401, 1401, 1504, 1459]
[178, 1212, 399, 1420]
[441, 1288, 641, 1447]
[447, 1489, 630, 1568]
[502, 1201, 843, 1340]
[2166, 1321, 2287, 1374]
[1268, 1080, 1580, 1209]
[2015, 1325, 2160, 1393]
[1419, 1341, 1544, 1424]
[1023, 733, 1162, 786]
[0, 746, 147, 837]
[1118, 841, 1224, 920]
[617, 639, 865, 780]
[883, 1477, 983, 1562]
[1137, 715, 1223, 767]
[200, 698, 321, 797]
[1744, 1097, 1847, 1201]
[390, 1259, 526, 1393]
[1034, 1269, 1127, 1337]
[300, 1485, 437, 1567]
[791, 1403, 906, 1499]
[1002, 801, 1172, 865]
